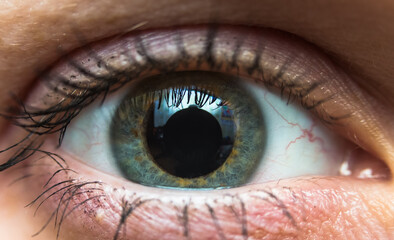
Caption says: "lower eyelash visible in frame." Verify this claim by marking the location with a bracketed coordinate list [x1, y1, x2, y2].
[1, 24, 375, 239]
[19, 159, 298, 240]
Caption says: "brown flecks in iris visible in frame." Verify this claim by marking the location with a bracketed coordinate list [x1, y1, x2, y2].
[137, 116, 144, 124]
[135, 156, 143, 162]
[196, 178, 208, 186]
[176, 178, 193, 187]
[231, 149, 239, 157]
[130, 128, 139, 137]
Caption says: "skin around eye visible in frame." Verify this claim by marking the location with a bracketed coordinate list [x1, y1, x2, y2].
[0, 1, 393, 240]
[1, 25, 391, 240]
[24, 25, 394, 167]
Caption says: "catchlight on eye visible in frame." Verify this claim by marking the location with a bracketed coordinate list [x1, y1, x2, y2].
[53, 25, 368, 192]
[110, 72, 265, 188]
[61, 69, 354, 190]
[146, 94, 234, 178]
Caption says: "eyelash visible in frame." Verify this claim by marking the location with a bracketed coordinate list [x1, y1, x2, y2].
[0, 24, 353, 239]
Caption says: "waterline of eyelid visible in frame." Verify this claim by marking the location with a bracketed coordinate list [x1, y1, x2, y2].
[22, 156, 393, 240]
[0, 24, 393, 240]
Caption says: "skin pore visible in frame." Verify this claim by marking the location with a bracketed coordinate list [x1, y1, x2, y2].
[0, 0, 393, 239]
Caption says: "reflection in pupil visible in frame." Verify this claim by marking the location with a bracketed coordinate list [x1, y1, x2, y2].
[146, 93, 236, 178]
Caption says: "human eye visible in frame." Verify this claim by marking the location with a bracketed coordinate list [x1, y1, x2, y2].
[0, 24, 391, 239]
[1, 2, 394, 240]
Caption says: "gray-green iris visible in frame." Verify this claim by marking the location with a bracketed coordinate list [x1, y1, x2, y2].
[110, 72, 265, 188]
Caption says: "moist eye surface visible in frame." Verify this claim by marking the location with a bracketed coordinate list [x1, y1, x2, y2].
[3, 24, 392, 240]
[110, 71, 265, 188]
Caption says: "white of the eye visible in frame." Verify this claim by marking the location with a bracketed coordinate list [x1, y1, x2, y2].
[62, 80, 352, 183]
[243, 81, 352, 183]
[62, 88, 128, 177]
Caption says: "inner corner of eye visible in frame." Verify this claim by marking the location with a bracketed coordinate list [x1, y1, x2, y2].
[59, 71, 379, 190]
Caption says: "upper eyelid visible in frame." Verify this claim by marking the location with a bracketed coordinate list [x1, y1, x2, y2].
[1, 23, 392, 239]
[2, 1, 393, 115]
[10, 25, 394, 168]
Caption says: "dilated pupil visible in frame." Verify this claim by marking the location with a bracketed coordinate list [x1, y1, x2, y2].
[147, 105, 231, 178]
[110, 73, 264, 188]
[164, 106, 223, 177]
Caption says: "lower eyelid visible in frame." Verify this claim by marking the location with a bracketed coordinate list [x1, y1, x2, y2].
[4, 24, 394, 239]
[24, 154, 393, 240]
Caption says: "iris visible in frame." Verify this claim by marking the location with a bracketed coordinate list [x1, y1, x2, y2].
[110, 72, 265, 188]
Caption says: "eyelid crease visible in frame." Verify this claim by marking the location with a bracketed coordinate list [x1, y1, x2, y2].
[1, 24, 393, 240]
[10, 24, 394, 171]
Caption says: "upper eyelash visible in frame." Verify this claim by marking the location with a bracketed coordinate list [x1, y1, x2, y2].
[0, 24, 370, 240]
[0, 24, 344, 174]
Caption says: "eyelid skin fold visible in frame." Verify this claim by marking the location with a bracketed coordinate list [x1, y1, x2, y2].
[28, 25, 394, 168]
[9, 25, 393, 239]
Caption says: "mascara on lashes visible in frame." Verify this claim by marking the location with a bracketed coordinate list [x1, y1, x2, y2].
[0, 25, 337, 172]
[0, 25, 384, 240]
[45, 25, 393, 162]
